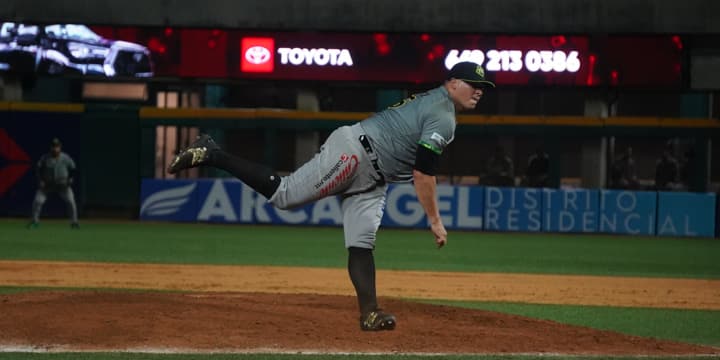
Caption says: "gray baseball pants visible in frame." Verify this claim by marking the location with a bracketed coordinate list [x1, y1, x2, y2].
[269, 124, 387, 249]
[31, 185, 78, 223]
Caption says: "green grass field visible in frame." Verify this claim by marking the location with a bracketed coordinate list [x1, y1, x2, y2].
[1, 218, 719, 359]
[2, 219, 718, 278]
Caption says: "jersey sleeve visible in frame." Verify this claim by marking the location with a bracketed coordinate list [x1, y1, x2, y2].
[418, 111, 455, 155]
[36, 155, 45, 169]
[65, 154, 76, 170]
[35, 156, 44, 180]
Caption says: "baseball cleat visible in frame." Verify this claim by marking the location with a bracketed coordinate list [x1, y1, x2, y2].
[360, 309, 396, 331]
[167, 134, 219, 174]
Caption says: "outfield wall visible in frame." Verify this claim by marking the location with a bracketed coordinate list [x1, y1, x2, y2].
[2, 102, 719, 220]
[140, 179, 717, 238]
[0, 102, 141, 217]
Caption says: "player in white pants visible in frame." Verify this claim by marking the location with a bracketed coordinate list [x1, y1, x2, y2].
[168, 61, 494, 331]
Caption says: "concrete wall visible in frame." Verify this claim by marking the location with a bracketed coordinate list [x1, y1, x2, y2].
[2, 0, 719, 34]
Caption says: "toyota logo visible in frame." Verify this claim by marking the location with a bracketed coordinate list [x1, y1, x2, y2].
[245, 46, 271, 64]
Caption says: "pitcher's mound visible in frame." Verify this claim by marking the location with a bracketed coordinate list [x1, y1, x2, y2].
[0, 291, 716, 355]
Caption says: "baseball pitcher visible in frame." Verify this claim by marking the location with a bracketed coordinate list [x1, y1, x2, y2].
[167, 61, 494, 331]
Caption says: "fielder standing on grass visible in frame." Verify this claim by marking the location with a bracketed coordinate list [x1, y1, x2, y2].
[27, 137, 80, 229]
[167, 61, 494, 331]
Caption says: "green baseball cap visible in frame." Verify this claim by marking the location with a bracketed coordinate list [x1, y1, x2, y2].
[447, 61, 496, 88]
[51, 138, 62, 146]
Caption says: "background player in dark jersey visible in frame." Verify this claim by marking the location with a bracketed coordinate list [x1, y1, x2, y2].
[168, 61, 494, 331]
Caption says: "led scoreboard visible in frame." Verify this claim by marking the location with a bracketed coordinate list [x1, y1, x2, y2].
[1, 22, 685, 87]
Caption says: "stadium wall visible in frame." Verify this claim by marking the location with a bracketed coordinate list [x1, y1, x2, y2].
[1, 102, 718, 224]
[0, 102, 141, 217]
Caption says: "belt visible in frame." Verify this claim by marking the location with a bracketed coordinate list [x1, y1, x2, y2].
[358, 135, 385, 183]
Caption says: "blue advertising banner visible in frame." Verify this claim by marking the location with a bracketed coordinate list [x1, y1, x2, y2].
[139, 179, 717, 237]
[599, 190, 656, 235]
[139, 179, 200, 222]
[543, 189, 599, 233]
[484, 187, 542, 232]
[140, 179, 343, 225]
[140, 180, 486, 230]
[717, 193, 720, 238]
[382, 184, 484, 229]
[656, 192, 716, 237]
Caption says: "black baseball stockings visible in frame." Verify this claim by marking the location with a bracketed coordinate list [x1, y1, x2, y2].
[348, 247, 378, 315]
[208, 150, 281, 199]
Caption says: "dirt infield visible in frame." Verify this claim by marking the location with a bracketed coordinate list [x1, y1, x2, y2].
[1, 291, 717, 355]
[2, 260, 719, 309]
[1, 260, 719, 355]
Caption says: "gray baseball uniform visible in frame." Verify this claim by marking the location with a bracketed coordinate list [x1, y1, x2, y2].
[31, 152, 78, 224]
[360, 85, 456, 182]
[269, 85, 457, 249]
[165, 61, 489, 329]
